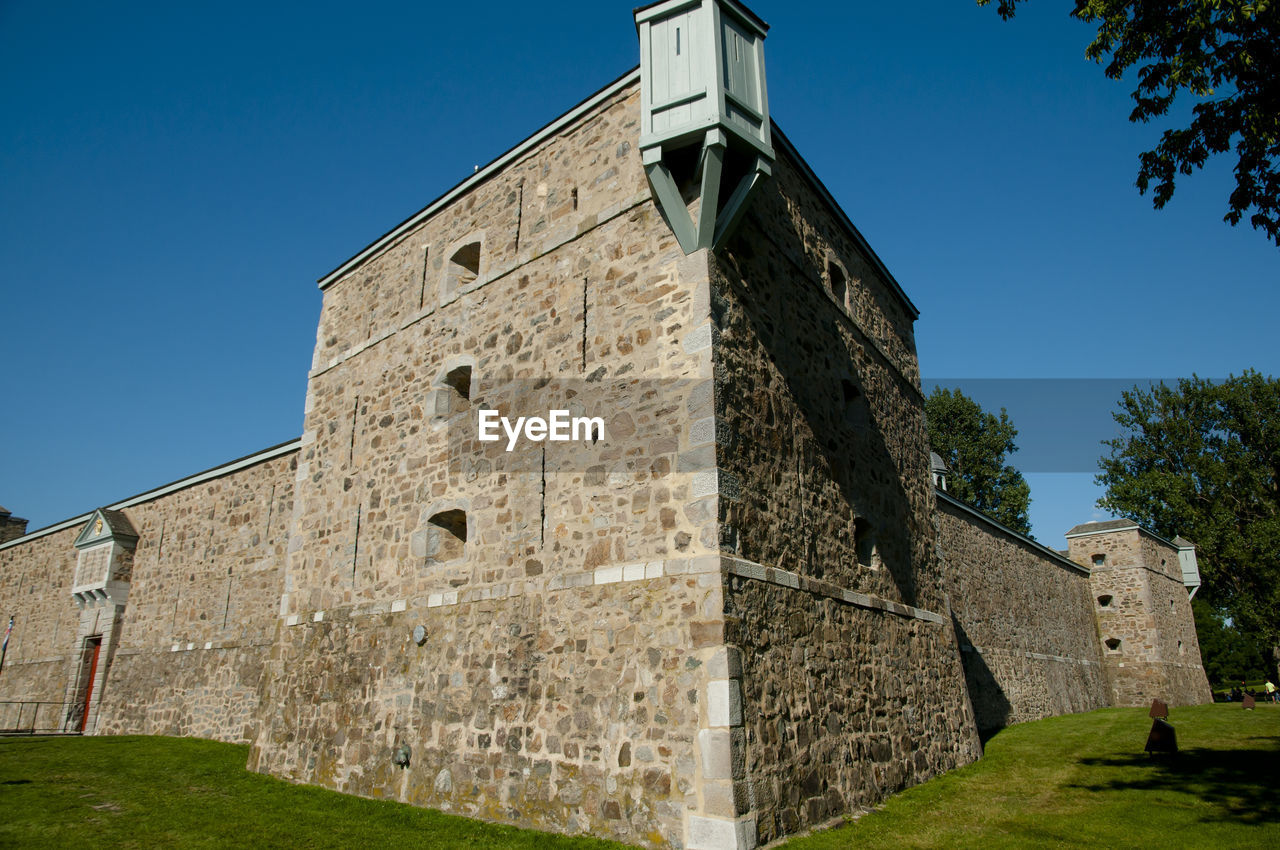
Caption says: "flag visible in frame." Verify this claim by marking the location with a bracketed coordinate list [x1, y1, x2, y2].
[2, 616, 11, 653]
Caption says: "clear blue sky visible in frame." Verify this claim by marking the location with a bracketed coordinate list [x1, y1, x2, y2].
[2, 0, 1275, 546]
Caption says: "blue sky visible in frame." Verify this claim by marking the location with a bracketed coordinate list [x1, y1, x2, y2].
[1, 0, 1275, 545]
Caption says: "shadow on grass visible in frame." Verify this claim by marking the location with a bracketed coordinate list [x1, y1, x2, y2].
[1073, 738, 1280, 826]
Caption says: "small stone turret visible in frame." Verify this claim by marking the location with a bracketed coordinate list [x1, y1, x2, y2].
[1066, 520, 1211, 707]
[0, 506, 28, 544]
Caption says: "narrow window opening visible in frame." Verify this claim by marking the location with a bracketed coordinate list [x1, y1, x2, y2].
[427, 510, 468, 563]
[1105, 638, 1121, 651]
[581, 277, 589, 372]
[1178, 640, 1184, 655]
[1092, 553, 1106, 567]
[854, 518, 877, 570]
[352, 504, 362, 586]
[675, 27, 681, 55]
[264, 484, 276, 539]
[842, 379, 867, 430]
[348, 396, 360, 466]
[444, 365, 472, 402]
[222, 568, 234, 629]
[514, 180, 525, 252]
[418, 247, 431, 310]
[1097, 594, 1113, 608]
[445, 241, 481, 296]
[571, 187, 579, 211]
[828, 261, 847, 306]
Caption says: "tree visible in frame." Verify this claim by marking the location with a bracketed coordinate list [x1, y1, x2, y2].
[979, 0, 1280, 247]
[1192, 597, 1271, 686]
[1096, 371, 1280, 666]
[925, 387, 1033, 535]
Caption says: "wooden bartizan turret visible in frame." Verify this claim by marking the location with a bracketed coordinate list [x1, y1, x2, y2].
[635, 0, 775, 253]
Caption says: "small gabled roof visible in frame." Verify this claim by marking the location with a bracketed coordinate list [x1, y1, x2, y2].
[73, 508, 138, 549]
[1064, 519, 1136, 537]
[1173, 535, 1196, 549]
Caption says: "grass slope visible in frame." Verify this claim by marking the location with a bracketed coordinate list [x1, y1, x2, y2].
[784, 703, 1280, 849]
[0, 704, 1275, 848]
[0, 735, 627, 849]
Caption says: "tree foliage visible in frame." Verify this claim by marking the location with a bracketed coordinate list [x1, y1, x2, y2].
[979, 0, 1280, 246]
[925, 387, 1033, 535]
[1192, 597, 1271, 684]
[1097, 371, 1280, 651]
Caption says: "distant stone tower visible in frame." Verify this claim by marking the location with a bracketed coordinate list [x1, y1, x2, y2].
[1067, 520, 1212, 706]
[0, 506, 28, 545]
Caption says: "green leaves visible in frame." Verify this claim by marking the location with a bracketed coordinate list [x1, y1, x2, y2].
[925, 387, 1033, 535]
[980, 0, 1280, 247]
[1097, 371, 1280, 648]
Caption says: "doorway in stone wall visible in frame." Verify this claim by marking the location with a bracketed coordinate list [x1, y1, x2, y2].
[70, 636, 102, 733]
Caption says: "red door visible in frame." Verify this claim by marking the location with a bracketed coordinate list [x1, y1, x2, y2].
[79, 638, 101, 732]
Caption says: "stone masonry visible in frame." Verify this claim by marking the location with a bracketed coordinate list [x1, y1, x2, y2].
[937, 495, 1111, 734]
[0, 4, 1211, 848]
[1067, 521, 1212, 707]
[0, 445, 296, 740]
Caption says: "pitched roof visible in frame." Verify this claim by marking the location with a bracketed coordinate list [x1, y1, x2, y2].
[97, 509, 138, 540]
[1064, 519, 1137, 537]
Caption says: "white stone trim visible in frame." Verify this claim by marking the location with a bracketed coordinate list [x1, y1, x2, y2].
[687, 814, 757, 850]
[706, 679, 743, 727]
[723, 555, 947, 625]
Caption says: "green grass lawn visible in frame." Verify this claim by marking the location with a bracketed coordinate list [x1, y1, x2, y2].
[0, 704, 1276, 848]
[0, 735, 628, 849]
[783, 703, 1280, 849]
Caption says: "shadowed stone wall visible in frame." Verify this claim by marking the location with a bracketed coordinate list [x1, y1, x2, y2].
[936, 496, 1110, 734]
[708, 149, 982, 845]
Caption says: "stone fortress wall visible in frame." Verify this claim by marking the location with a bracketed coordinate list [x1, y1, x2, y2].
[0, 5, 1211, 847]
[248, 79, 731, 845]
[937, 495, 1112, 734]
[0, 445, 297, 742]
[706, 150, 982, 844]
